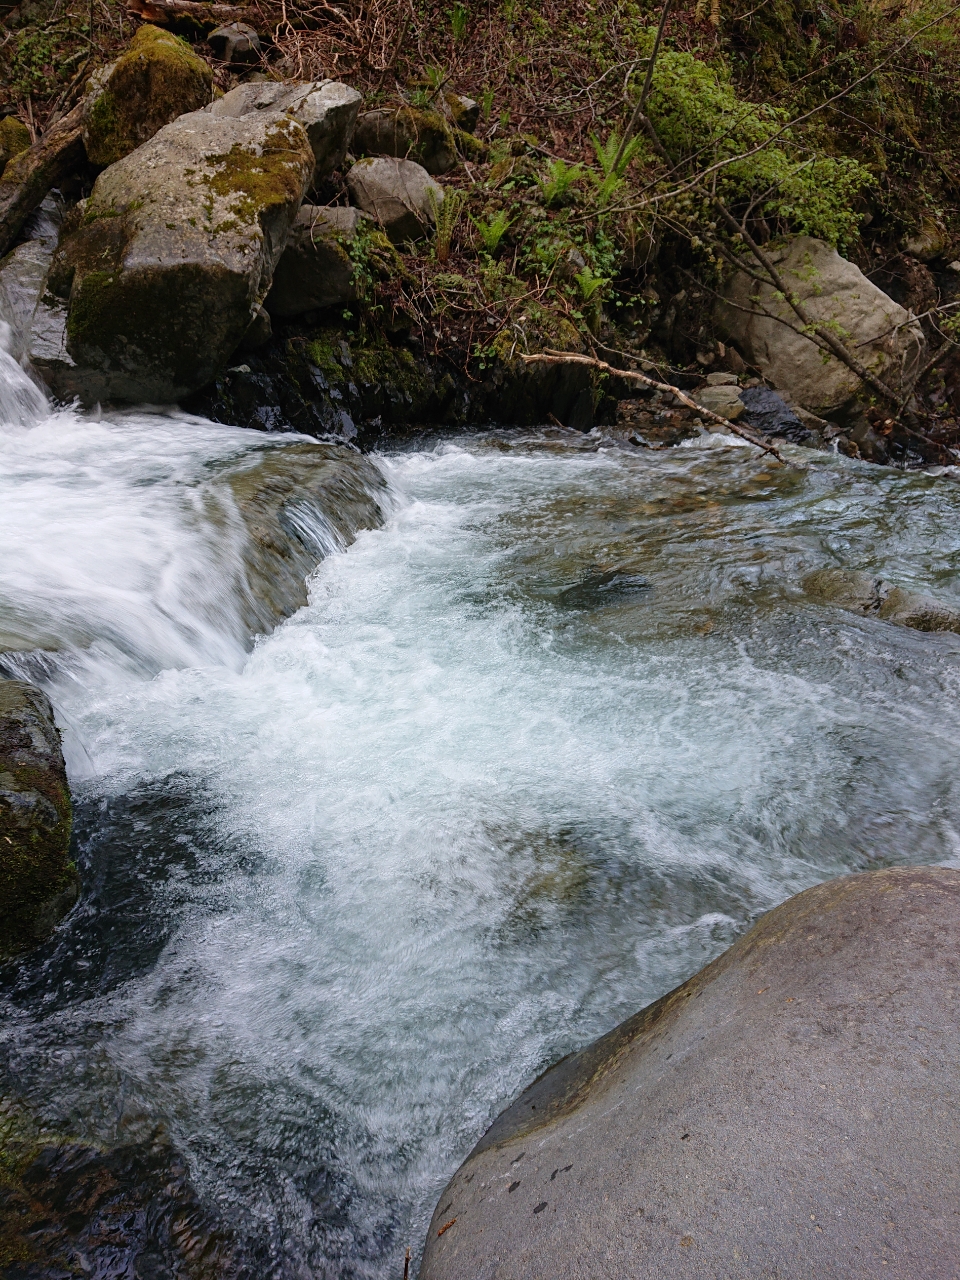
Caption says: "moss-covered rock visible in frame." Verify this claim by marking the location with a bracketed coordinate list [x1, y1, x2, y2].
[0, 679, 76, 955]
[46, 106, 313, 404]
[81, 25, 213, 168]
[0, 115, 30, 177]
[352, 106, 457, 175]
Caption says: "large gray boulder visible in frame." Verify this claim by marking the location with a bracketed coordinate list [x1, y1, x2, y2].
[265, 204, 369, 317]
[422, 867, 960, 1280]
[0, 679, 77, 954]
[43, 107, 314, 404]
[346, 157, 441, 244]
[715, 237, 924, 420]
[205, 79, 361, 181]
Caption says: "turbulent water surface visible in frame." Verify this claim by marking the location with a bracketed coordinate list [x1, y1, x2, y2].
[4, 337, 960, 1276]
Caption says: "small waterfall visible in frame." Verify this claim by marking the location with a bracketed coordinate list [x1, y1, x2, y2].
[0, 320, 48, 426]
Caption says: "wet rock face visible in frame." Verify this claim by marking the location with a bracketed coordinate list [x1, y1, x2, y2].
[716, 236, 924, 420]
[422, 867, 960, 1280]
[44, 107, 314, 404]
[81, 24, 214, 167]
[0, 680, 76, 954]
[222, 441, 388, 632]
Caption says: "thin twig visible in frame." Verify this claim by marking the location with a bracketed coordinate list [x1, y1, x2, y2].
[523, 349, 791, 464]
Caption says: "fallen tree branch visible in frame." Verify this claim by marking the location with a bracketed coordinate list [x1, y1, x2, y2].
[522, 350, 791, 465]
[127, 0, 251, 21]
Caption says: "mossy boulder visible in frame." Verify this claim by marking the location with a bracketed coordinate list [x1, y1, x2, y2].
[422, 867, 960, 1279]
[0, 679, 76, 954]
[352, 106, 457, 175]
[81, 25, 213, 168]
[206, 79, 362, 181]
[0, 115, 30, 177]
[46, 107, 314, 404]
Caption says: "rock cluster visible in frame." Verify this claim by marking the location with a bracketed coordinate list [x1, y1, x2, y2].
[422, 867, 960, 1279]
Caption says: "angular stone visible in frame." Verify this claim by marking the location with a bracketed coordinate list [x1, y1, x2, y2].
[265, 204, 369, 318]
[422, 867, 960, 1280]
[346, 157, 441, 244]
[352, 106, 457, 175]
[208, 21, 261, 66]
[715, 236, 924, 420]
[206, 79, 361, 180]
[693, 382, 744, 419]
[47, 108, 314, 404]
[0, 679, 76, 953]
[82, 25, 213, 167]
[444, 93, 480, 133]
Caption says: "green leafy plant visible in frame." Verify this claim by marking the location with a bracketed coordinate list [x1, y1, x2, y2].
[481, 86, 495, 120]
[590, 130, 645, 205]
[449, 2, 468, 41]
[429, 186, 466, 262]
[574, 265, 610, 303]
[471, 208, 513, 254]
[537, 159, 584, 207]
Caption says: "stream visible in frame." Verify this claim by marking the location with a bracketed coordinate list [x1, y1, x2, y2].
[3, 332, 960, 1277]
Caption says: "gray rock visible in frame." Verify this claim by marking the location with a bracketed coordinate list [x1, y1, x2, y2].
[46, 107, 314, 404]
[715, 236, 924, 420]
[0, 679, 77, 954]
[265, 204, 369, 318]
[352, 107, 457, 175]
[803, 567, 960, 633]
[693, 382, 744, 419]
[346, 157, 441, 244]
[422, 867, 960, 1280]
[902, 218, 946, 263]
[444, 93, 480, 133]
[208, 22, 261, 66]
[704, 370, 738, 386]
[206, 79, 361, 180]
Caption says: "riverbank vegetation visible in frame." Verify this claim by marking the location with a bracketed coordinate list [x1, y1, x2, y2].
[2, 0, 960, 453]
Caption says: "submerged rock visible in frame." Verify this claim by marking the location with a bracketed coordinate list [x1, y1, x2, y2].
[803, 567, 960, 633]
[422, 866, 960, 1279]
[45, 107, 314, 404]
[81, 25, 213, 167]
[206, 79, 362, 181]
[222, 441, 388, 632]
[346, 157, 442, 244]
[0, 679, 76, 953]
[716, 237, 924, 420]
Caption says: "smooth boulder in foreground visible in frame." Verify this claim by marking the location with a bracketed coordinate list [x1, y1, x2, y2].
[0, 679, 76, 953]
[422, 866, 960, 1279]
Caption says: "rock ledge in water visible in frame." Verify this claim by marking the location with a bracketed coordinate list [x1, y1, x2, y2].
[0, 679, 76, 953]
[422, 866, 960, 1280]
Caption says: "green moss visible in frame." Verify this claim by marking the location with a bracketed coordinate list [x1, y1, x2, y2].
[201, 121, 309, 228]
[0, 114, 30, 176]
[83, 24, 213, 167]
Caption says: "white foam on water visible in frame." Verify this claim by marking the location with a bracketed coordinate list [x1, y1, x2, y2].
[4, 352, 960, 1277]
